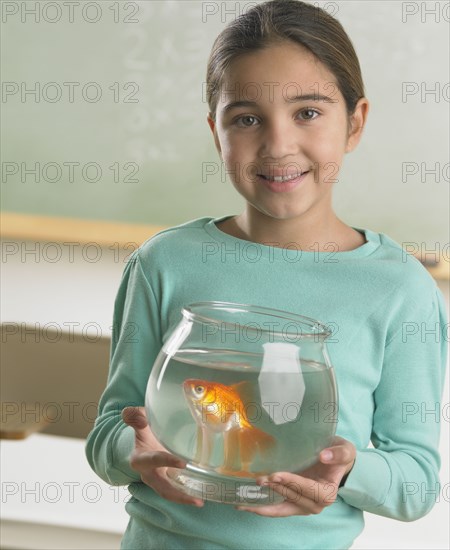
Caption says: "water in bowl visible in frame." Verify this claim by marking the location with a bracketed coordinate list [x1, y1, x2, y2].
[145, 348, 337, 505]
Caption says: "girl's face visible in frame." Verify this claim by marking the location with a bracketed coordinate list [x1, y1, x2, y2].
[207, 41, 368, 222]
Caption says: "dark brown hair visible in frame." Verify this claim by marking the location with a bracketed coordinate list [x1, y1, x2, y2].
[206, 0, 365, 121]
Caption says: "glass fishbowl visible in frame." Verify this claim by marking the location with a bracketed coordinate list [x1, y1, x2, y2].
[145, 301, 338, 506]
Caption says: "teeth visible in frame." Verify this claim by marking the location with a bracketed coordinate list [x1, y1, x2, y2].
[263, 173, 303, 182]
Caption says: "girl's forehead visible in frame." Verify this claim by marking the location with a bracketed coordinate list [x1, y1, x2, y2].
[220, 42, 339, 103]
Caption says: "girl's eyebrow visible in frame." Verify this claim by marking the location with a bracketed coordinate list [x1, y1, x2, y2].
[221, 93, 338, 115]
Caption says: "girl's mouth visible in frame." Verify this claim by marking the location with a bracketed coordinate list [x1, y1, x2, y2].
[257, 171, 310, 192]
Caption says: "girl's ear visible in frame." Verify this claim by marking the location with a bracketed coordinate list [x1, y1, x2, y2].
[345, 98, 370, 153]
[207, 113, 222, 158]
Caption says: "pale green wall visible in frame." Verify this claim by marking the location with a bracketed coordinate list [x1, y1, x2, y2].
[2, 1, 243, 226]
[2, 1, 448, 247]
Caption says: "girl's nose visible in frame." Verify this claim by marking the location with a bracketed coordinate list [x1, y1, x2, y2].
[259, 119, 300, 160]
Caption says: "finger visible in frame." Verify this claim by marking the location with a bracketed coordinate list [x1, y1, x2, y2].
[122, 406, 148, 430]
[329, 435, 350, 446]
[122, 407, 159, 449]
[266, 480, 304, 503]
[132, 453, 203, 507]
[143, 472, 204, 507]
[319, 443, 355, 466]
[260, 473, 335, 506]
[259, 472, 312, 496]
[151, 476, 204, 506]
[236, 499, 321, 517]
[145, 468, 204, 507]
[131, 450, 186, 471]
[258, 475, 304, 503]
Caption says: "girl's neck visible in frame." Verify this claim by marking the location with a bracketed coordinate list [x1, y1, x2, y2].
[218, 208, 366, 252]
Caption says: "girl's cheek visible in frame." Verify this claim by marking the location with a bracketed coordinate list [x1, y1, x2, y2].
[314, 131, 344, 157]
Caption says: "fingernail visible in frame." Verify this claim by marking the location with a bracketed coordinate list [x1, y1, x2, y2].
[321, 450, 333, 461]
[270, 475, 282, 483]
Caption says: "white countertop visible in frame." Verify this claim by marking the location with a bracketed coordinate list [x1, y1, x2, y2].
[1, 239, 130, 337]
[1, 433, 127, 548]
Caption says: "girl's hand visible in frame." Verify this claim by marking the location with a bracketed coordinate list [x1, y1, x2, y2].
[236, 436, 356, 517]
[122, 406, 204, 507]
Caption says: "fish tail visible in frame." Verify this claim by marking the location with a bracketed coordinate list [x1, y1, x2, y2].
[239, 426, 275, 467]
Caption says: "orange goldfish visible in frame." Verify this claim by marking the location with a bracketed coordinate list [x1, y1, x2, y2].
[183, 378, 275, 475]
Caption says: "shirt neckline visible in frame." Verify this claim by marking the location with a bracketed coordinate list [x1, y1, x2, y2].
[203, 215, 381, 260]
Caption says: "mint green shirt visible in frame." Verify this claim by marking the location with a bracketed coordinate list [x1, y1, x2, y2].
[85, 216, 448, 549]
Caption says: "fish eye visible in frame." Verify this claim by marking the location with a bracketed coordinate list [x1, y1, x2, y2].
[195, 385, 204, 393]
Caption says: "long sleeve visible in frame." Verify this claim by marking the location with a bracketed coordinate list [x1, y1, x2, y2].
[85, 250, 162, 486]
[83, 217, 449, 549]
[339, 286, 448, 521]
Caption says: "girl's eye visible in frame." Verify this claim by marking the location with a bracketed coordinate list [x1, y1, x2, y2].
[234, 115, 259, 127]
[298, 108, 320, 121]
[233, 109, 319, 127]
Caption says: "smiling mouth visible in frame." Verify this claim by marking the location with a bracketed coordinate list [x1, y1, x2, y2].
[259, 171, 309, 182]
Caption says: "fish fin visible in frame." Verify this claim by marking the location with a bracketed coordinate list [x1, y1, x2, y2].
[239, 426, 275, 471]
[230, 380, 256, 402]
[222, 429, 240, 472]
[200, 425, 215, 467]
[194, 426, 203, 464]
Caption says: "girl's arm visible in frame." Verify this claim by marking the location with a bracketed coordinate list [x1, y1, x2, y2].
[241, 281, 448, 520]
[338, 285, 448, 521]
[85, 250, 161, 486]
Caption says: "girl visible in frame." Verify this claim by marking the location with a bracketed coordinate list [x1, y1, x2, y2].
[86, 1, 448, 548]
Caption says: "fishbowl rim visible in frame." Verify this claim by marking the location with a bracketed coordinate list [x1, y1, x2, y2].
[181, 301, 331, 340]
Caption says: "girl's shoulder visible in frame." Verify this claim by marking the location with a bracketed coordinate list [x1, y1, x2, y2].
[133, 216, 214, 263]
[365, 228, 442, 309]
